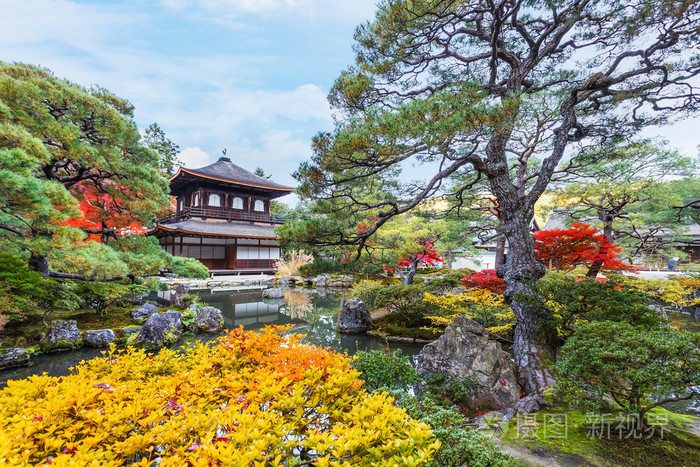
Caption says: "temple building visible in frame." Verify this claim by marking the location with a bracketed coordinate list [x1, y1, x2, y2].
[149, 157, 293, 273]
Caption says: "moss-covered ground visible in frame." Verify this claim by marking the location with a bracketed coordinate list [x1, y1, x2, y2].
[372, 312, 443, 340]
[497, 407, 700, 466]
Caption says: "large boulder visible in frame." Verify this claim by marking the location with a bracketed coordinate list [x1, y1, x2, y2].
[171, 283, 190, 307]
[416, 315, 520, 410]
[262, 288, 284, 299]
[45, 320, 82, 348]
[0, 348, 30, 370]
[84, 329, 116, 347]
[139, 314, 171, 347]
[161, 310, 184, 332]
[338, 298, 371, 334]
[194, 306, 224, 333]
[131, 303, 158, 320]
[681, 288, 700, 322]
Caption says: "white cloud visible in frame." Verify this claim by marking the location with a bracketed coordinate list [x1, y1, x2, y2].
[178, 147, 214, 168]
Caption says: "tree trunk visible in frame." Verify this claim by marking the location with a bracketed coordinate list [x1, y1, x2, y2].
[502, 214, 558, 394]
[28, 254, 50, 279]
[405, 261, 418, 285]
[494, 225, 506, 270]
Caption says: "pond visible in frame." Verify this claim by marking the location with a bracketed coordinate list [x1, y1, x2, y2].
[0, 287, 424, 386]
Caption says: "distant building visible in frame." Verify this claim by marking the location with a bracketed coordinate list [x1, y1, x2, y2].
[149, 157, 293, 273]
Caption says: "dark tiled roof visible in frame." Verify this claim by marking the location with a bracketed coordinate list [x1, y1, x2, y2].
[150, 219, 278, 239]
[174, 158, 293, 191]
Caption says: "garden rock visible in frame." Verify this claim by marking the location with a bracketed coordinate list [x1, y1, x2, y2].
[172, 283, 190, 307]
[315, 275, 328, 288]
[0, 348, 30, 370]
[681, 288, 700, 322]
[513, 394, 549, 414]
[338, 298, 371, 333]
[194, 306, 224, 333]
[131, 303, 158, 320]
[139, 314, 170, 347]
[416, 315, 520, 410]
[123, 326, 142, 335]
[84, 329, 116, 347]
[46, 320, 82, 347]
[262, 288, 284, 299]
[161, 310, 184, 332]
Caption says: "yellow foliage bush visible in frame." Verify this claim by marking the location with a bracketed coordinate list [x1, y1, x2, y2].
[0, 326, 439, 466]
[611, 274, 700, 307]
[423, 290, 515, 339]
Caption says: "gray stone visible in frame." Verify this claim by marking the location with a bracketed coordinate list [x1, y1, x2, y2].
[194, 306, 224, 333]
[131, 303, 158, 320]
[84, 329, 116, 347]
[513, 394, 548, 414]
[46, 320, 82, 345]
[0, 348, 30, 370]
[161, 310, 184, 332]
[338, 298, 371, 333]
[450, 286, 466, 295]
[416, 315, 520, 410]
[139, 314, 170, 346]
[681, 289, 700, 322]
[123, 326, 141, 335]
[172, 283, 190, 307]
[315, 275, 328, 288]
[262, 288, 284, 299]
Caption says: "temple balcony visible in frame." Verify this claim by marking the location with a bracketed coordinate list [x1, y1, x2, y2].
[158, 206, 286, 225]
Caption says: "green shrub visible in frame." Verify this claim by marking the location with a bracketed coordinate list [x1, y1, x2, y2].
[169, 256, 209, 279]
[555, 321, 700, 427]
[426, 268, 477, 290]
[396, 392, 513, 467]
[375, 283, 439, 327]
[373, 313, 442, 340]
[423, 373, 478, 409]
[73, 281, 132, 315]
[351, 348, 419, 391]
[350, 279, 386, 310]
[0, 253, 47, 324]
[537, 273, 662, 336]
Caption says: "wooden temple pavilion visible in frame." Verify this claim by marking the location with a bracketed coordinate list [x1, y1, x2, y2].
[149, 157, 293, 273]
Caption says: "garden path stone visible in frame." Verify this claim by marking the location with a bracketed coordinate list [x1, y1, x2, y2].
[416, 315, 520, 410]
[338, 298, 371, 333]
[84, 329, 116, 347]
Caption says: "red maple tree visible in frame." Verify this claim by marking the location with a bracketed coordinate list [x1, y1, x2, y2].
[64, 182, 147, 242]
[461, 269, 506, 293]
[533, 223, 635, 273]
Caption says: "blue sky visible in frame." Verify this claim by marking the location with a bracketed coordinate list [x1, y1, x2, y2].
[2, 0, 699, 201]
[0, 0, 380, 190]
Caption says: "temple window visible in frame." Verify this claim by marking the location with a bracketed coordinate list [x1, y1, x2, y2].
[254, 200, 265, 212]
[232, 197, 243, 209]
[193, 193, 200, 206]
[208, 193, 221, 207]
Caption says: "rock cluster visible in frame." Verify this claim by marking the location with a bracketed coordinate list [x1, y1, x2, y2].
[416, 315, 520, 411]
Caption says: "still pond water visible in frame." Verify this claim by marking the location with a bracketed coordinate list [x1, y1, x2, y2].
[0, 288, 423, 385]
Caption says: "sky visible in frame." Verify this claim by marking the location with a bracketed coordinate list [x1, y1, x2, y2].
[1, 0, 698, 202]
[0, 0, 379, 191]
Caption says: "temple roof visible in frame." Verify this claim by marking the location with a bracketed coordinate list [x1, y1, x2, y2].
[169, 157, 294, 196]
[149, 219, 278, 239]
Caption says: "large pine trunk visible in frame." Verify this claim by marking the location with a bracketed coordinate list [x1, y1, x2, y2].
[502, 213, 558, 394]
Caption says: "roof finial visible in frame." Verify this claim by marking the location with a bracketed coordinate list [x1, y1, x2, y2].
[219, 148, 231, 162]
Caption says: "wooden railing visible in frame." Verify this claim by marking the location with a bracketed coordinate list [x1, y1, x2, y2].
[158, 206, 285, 224]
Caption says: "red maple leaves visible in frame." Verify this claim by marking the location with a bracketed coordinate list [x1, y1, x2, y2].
[533, 223, 635, 273]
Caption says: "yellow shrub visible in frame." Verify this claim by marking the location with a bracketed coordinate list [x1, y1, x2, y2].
[424, 290, 515, 338]
[0, 326, 439, 466]
[613, 275, 700, 307]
